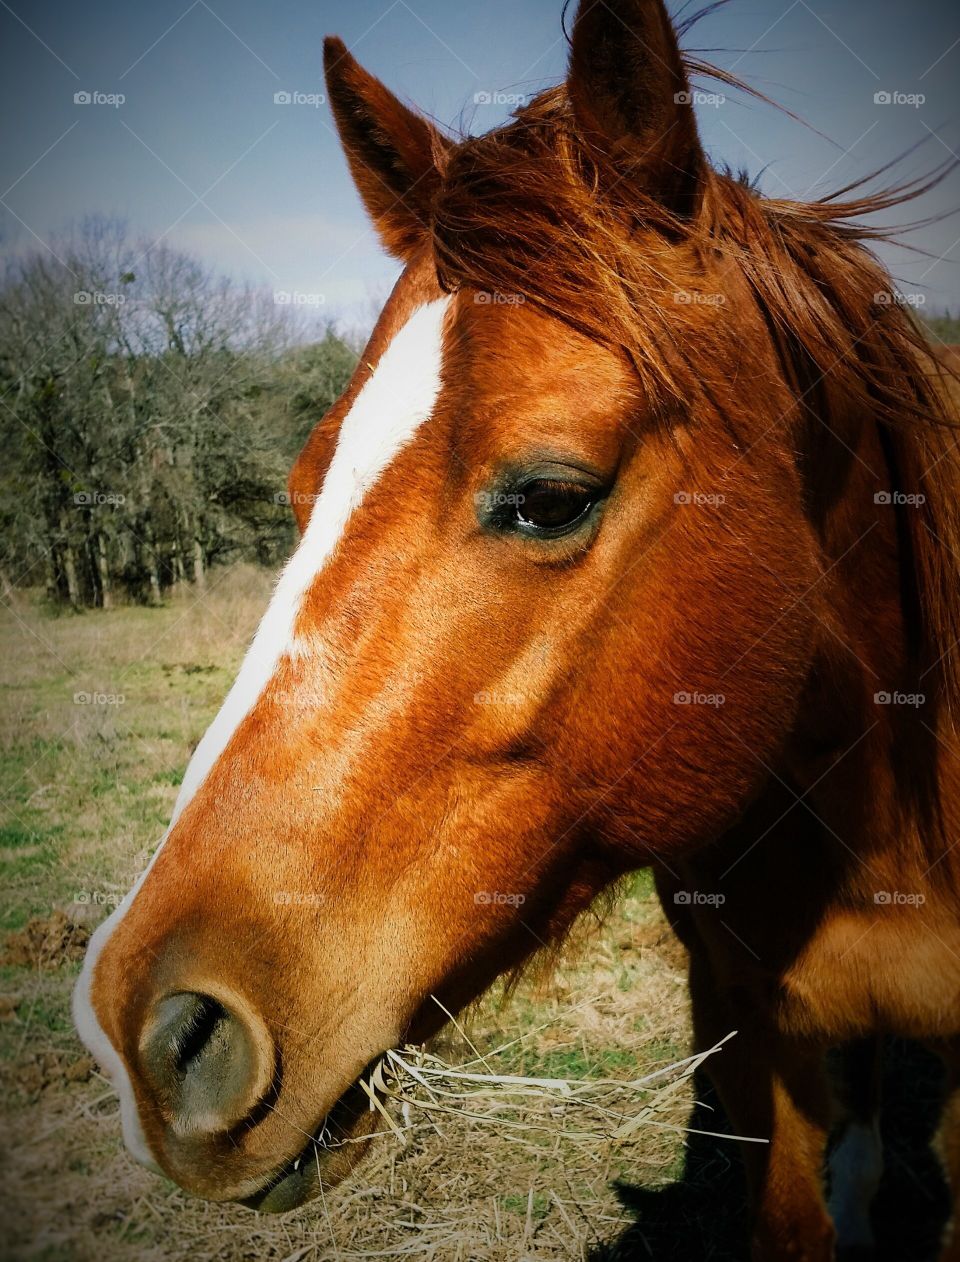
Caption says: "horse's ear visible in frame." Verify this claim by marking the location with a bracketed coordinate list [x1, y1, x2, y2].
[567, 0, 705, 215]
[323, 37, 449, 260]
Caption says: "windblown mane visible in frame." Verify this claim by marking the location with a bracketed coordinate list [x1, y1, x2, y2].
[429, 79, 960, 718]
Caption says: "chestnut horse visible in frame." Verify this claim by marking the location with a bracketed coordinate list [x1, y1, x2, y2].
[74, 1, 960, 1257]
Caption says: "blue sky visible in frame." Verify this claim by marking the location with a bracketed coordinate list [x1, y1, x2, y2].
[2, 0, 959, 322]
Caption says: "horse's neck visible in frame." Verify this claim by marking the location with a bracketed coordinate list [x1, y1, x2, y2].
[780, 410, 960, 886]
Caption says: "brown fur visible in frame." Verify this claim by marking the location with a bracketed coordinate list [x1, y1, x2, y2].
[81, 3, 960, 1257]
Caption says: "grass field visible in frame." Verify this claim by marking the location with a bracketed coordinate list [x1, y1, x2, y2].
[0, 565, 737, 1262]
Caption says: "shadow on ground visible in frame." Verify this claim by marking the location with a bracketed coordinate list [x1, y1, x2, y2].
[590, 1040, 949, 1261]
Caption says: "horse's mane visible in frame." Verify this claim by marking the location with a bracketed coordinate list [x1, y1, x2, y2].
[429, 80, 960, 718]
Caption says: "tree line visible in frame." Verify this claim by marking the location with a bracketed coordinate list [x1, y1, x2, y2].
[0, 220, 358, 609]
[1, 221, 957, 611]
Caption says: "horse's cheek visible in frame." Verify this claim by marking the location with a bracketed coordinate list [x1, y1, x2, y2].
[573, 498, 818, 854]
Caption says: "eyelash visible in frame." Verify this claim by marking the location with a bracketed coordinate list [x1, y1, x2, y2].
[481, 477, 603, 539]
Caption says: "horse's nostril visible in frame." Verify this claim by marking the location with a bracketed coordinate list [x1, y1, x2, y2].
[140, 991, 274, 1137]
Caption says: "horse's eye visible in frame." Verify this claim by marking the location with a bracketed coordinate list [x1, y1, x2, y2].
[515, 479, 596, 534]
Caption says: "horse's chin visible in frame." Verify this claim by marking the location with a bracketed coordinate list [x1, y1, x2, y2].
[241, 1080, 379, 1214]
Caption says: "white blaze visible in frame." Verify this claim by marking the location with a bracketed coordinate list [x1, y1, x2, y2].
[72, 294, 452, 1165]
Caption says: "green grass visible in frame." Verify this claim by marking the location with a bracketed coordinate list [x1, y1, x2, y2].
[501, 1191, 551, 1219]
[0, 567, 272, 935]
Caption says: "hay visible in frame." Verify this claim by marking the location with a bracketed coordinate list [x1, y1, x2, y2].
[337, 1025, 764, 1154]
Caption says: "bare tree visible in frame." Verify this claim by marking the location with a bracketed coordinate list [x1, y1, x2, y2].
[0, 218, 357, 608]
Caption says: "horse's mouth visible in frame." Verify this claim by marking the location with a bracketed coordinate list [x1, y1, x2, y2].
[241, 1072, 380, 1213]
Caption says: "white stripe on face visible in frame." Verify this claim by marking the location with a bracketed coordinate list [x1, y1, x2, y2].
[170, 293, 452, 826]
[72, 293, 452, 1163]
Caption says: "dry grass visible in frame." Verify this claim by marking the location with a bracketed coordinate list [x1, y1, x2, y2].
[0, 566, 719, 1262]
[367, 1029, 743, 1152]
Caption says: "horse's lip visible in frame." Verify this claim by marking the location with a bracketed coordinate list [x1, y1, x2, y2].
[239, 1129, 326, 1213]
[240, 1069, 377, 1213]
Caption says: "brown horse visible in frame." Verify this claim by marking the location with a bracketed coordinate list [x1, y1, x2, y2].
[74, 1, 960, 1257]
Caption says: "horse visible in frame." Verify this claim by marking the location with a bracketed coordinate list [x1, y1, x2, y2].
[73, 1, 960, 1257]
